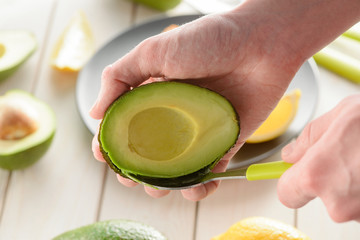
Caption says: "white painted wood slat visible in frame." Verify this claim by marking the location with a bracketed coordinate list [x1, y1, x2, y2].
[1, 1, 360, 239]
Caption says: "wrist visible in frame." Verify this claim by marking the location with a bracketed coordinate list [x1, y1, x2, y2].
[227, 0, 360, 72]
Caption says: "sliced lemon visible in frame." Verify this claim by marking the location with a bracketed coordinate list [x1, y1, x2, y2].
[212, 216, 310, 240]
[246, 89, 301, 143]
[51, 11, 95, 72]
[162, 24, 179, 32]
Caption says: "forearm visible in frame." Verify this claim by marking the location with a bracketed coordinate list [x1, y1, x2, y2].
[228, 0, 360, 70]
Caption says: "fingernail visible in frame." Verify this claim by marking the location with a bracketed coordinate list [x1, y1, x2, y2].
[282, 140, 296, 157]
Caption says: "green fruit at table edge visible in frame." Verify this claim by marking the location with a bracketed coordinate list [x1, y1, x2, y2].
[99, 82, 240, 187]
[0, 30, 37, 81]
[132, 0, 182, 11]
[0, 90, 56, 170]
[52, 219, 167, 240]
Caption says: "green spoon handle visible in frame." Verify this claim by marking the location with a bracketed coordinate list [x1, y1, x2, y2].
[246, 161, 292, 181]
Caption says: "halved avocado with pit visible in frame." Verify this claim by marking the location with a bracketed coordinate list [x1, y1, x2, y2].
[0, 90, 56, 170]
[99, 82, 240, 186]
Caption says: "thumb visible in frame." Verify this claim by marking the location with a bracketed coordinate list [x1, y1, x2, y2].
[281, 110, 335, 163]
[278, 108, 337, 208]
[89, 36, 165, 119]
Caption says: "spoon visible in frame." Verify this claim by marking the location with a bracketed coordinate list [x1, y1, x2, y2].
[129, 161, 292, 190]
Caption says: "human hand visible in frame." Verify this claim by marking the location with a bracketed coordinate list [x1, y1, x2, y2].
[278, 94, 360, 222]
[89, 7, 304, 201]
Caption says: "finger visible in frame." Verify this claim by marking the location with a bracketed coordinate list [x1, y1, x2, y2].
[109, 38, 165, 88]
[89, 65, 131, 120]
[214, 140, 244, 172]
[89, 35, 168, 120]
[181, 180, 220, 201]
[116, 174, 139, 187]
[92, 134, 106, 162]
[323, 196, 360, 223]
[144, 186, 170, 198]
[180, 141, 243, 201]
[91, 124, 106, 162]
[281, 110, 335, 163]
[277, 161, 316, 208]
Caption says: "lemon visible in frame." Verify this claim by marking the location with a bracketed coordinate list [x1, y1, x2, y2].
[51, 11, 95, 72]
[212, 217, 310, 240]
[162, 24, 179, 32]
[246, 89, 301, 143]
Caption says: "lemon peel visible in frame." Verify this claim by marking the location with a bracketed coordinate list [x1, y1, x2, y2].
[246, 89, 301, 143]
[212, 216, 310, 240]
[51, 11, 95, 72]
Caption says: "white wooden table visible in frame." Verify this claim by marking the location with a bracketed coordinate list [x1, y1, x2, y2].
[0, 1, 359, 239]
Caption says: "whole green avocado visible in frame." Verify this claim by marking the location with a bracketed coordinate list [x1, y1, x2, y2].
[53, 219, 167, 240]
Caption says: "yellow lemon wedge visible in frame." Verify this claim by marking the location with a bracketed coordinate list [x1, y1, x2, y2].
[51, 11, 95, 72]
[246, 89, 301, 143]
[212, 217, 310, 240]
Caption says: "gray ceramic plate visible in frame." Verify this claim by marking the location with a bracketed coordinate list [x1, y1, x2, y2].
[76, 14, 319, 169]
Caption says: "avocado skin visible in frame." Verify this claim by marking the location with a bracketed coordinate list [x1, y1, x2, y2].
[101, 140, 220, 188]
[99, 81, 240, 186]
[52, 219, 167, 240]
[0, 67, 21, 82]
[0, 132, 55, 170]
[127, 161, 216, 188]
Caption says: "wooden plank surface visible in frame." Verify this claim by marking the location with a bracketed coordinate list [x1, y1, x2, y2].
[299, 198, 360, 240]
[0, 170, 10, 220]
[0, 0, 52, 93]
[1, 0, 360, 239]
[99, 172, 197, 240]
[0, 1, 58, 239]
[196, 152, 296, 239]
[0, 0, 134, 239]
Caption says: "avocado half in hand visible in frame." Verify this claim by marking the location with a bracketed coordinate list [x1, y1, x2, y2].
[99, 82, 240, 187]
[0, 90, 56, 170]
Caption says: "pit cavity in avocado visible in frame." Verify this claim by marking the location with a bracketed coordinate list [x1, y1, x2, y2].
[0, 90, 55, 170]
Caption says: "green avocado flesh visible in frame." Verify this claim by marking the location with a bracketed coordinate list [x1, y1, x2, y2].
[52, 219, 167, 240]
[0, 90, 56, 170]
[99, 82, 240, 185]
